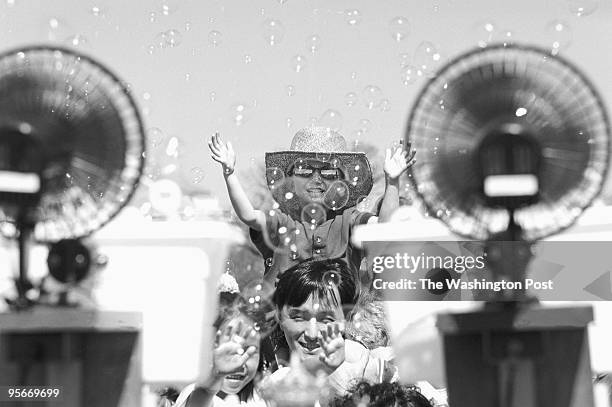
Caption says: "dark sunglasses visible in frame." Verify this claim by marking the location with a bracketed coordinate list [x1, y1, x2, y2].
[288, 159, 345, 180]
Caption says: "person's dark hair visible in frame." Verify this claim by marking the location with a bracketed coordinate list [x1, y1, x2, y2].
[329, 381, 433, 407]
[273, 259, 358, 311]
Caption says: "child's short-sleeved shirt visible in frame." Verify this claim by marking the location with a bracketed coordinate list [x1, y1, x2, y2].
[249, 207, 374, 284]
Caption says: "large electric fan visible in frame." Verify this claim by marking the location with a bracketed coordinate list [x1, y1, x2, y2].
[407, 44, 609, 243]
[405, 44, 609, 407]
[0, 46, 145, 308]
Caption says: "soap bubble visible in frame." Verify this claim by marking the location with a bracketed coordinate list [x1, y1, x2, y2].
[208, 30, 222, 47]
[349, 310, 364, 329]
[401, 64, 417, 85]
[229, 102, 250, 126]
[322, 269, 342, 288]
[147, 127, 166, 150]
[301, 203, 327, 230]
[261, 19, 285, 45]
[469, 21, 496, 48]
[358, 119, 373, 135]
[362, 85, 383, 109]
[156, 29, 182, 48]
[345, 92, 357, 107]
[307, 34, 321, 54]
[240, 280, 278, 338]
[165, 29, 182, 47]
[44, 17, 74, 42]
[149, 179, 183, 217]
[500, 29, 514, 47]
[318, 109, 343, 132]
[567, 0, 599, 16]
[389, 16, 410, 41]
[346, 161, 363, 186]
[544, 20, 572, 55]
[266, 167, 285, 190]
[323, 181, 350, 211]
[345, 9, 362, 26]
[291, 55, 307, 73]
[414, 41, 442, 77]
[380, 99, 390, 112]
[161, 0, 180, 15]
[190, 167, 204, 184]
[64, 34, 89, 49]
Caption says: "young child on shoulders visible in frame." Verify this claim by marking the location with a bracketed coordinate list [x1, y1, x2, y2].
[208, 127, 415, 284]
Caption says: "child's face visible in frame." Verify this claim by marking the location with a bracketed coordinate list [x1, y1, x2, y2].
[278, 292, 344, 371]
[290, 159, 343, 205]
[220, 317, 261, 395]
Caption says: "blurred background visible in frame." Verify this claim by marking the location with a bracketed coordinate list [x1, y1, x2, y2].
[2, 0, 612, 212]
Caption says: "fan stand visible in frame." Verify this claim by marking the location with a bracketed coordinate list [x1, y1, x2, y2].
[438, 213, 595, 407]
[7, 216, 36, 310]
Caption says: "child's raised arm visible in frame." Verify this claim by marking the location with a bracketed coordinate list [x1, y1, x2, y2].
[377, 142, 416, 223]
[208, 133, 265, 231]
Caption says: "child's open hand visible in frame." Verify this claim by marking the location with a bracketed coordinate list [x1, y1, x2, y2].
[213, 319, 258, 377]
[318, 322, 345, 372]
[208, 132, 236, 175]
[384, 141, 416, 180]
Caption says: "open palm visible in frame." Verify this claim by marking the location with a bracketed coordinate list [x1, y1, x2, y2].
[208, 132, 236, 174]
[384, 142, 416, 180]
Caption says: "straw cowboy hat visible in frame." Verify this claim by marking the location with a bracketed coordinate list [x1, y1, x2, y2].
[265, 127, 373, 214]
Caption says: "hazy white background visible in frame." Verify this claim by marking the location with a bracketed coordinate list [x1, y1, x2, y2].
[1, 0, 611, 207]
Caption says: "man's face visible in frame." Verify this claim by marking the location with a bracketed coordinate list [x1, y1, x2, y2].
[290, 159, 343, 205]
[278, 293, 345, 371]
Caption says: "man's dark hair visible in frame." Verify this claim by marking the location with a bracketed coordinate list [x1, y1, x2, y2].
[330, 381, 433, 407]
[273, 259, 358, 310]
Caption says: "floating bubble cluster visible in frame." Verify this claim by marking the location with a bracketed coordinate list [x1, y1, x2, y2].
[414, 41, 442, 77]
